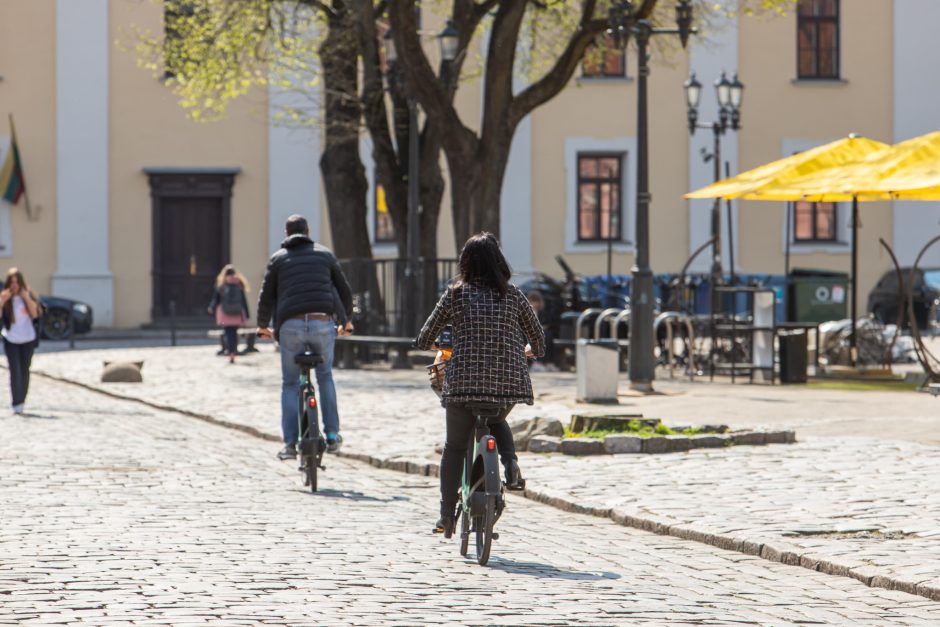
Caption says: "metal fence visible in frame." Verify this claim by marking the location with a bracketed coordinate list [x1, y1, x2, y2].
[337, 257, 458, 337]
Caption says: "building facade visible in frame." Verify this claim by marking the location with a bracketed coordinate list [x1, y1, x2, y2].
[1, 0, 937, 328]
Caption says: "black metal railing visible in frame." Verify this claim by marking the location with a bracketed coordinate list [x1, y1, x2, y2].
[338, 257, 458, 337]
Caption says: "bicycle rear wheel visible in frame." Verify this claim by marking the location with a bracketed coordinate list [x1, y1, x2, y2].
[459, 503, 470, 556]
[304, 404, 319, 493]
[475, 495, 496, 566]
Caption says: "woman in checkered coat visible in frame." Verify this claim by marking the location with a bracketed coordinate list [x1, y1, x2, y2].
[416, 233, 546, 536]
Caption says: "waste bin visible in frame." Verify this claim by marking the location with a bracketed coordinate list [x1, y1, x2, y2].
[576, 339, 619, 403]
[779, 330, 808, 384]
[788, 269, 849, 323]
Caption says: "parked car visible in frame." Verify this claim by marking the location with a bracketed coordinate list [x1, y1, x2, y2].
[39, 295, 93, 340]
[867, 267, 940, 330]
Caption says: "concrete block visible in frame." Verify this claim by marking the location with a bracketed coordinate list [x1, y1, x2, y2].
[560, 438, 606, 456]
[604, 434, 643, 454]
[527, 436, 562, 453]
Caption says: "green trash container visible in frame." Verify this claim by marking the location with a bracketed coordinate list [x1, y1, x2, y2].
[787, 269, 849, 323]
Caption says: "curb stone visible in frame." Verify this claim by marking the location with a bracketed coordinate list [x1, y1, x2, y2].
[27, 366, 940, 604]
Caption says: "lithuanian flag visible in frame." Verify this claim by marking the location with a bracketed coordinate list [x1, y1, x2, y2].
[0, 117, 26, 205]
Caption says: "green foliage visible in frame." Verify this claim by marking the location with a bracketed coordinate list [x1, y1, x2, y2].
[136, 0, 322, 122]
[564, 421, 704, 439]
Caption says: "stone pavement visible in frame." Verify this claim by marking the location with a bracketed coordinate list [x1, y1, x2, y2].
[25, 346, 940, 601]
[3, 379, 940, 624]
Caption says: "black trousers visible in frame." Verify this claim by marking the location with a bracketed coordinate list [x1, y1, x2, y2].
[440, 403, 518, 511]
[4, 338, 35, 407]
[223, 326, 239, 354]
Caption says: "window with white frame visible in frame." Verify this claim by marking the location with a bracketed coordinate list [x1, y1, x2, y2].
[576, 154, 623, 242]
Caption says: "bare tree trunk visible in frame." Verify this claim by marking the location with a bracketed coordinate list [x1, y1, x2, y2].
[319, 0, 371, 260]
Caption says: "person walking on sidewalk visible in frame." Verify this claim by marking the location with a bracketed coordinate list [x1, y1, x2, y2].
[256, 214, 354, 460]
[415, 232, 545, 535]
[208, 264, 251, 363]
[0, 268, 41, 415]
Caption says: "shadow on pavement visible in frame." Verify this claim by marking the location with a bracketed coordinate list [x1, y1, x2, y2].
[302, 488, 411, 503]
[488, 557, 621, 581]
[20, 411, 58, 420]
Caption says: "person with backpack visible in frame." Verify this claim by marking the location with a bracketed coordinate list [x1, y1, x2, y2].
[208, 264, 251, 363]
[0, 268, 42, 414]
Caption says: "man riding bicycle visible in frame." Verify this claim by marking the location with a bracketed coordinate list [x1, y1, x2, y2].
[256, 214, 354, 460]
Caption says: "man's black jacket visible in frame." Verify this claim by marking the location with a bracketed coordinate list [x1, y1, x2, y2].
[256, 234, 353, 339]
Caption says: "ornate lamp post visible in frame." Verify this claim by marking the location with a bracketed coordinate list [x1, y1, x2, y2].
[685, 70, 744, 293]
[608, 0, 695, 391]
[384, 24, 458, 336]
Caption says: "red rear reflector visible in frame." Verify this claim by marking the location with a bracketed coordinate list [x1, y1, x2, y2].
[308, 398, 317, 408]
[486, 438, 496, 451]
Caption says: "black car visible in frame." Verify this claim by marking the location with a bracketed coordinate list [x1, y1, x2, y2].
[867, 267, 940, 330]
[39, 295, 94, 340]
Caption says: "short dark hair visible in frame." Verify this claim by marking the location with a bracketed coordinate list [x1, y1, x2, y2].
[456, 232, 512, 296]
[286, 214, 309, 236]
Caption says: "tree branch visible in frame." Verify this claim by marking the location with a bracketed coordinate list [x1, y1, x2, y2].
[388, 0, 476, 155]
[509, 5, 608, 127]
[480, 1, 528, 149]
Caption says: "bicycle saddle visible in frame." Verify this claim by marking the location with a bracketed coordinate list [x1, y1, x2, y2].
[294, 351, 324, 367]
[466, 403, 503, 418]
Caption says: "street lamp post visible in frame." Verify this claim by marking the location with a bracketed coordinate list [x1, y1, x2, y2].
[384, 24, 459, 336]
[609, 0, 695, 391]
[684, 70, 744, 316]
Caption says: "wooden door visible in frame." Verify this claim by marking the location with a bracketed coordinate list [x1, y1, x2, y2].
[157, 197, 224, 318]
[146, 169, 237, 322]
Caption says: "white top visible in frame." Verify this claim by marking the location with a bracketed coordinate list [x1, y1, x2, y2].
[2, 296, 37, 344]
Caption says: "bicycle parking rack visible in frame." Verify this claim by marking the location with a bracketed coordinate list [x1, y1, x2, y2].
[654, 311, 697, 380]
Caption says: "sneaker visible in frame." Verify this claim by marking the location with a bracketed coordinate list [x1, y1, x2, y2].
[326, 433, 343, 453]
[277, 445, 297, 460]
[12, 404, 23, 415]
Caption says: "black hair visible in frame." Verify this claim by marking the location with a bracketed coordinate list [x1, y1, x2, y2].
[286, 214, 309, 236]
[455, 232, 511, 296]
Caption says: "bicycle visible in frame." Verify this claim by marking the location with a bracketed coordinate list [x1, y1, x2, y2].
[454, 402, 519, 566]
[294, 351, 327, 492]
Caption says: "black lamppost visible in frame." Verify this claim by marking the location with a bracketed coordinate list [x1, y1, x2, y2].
[685, 71, 744, 294]
[609, 0, 695, 391]
[384, 23, 459, 336]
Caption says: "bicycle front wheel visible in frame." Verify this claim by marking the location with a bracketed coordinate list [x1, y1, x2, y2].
[475, 495, 496, 566]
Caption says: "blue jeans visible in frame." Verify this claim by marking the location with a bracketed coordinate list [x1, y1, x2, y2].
[278, 319, 338, 446]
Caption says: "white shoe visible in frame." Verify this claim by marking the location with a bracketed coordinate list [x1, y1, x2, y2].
[12, 404, 23, 415]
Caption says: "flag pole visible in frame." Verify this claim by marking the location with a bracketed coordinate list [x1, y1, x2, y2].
[8, 114, 34, 220]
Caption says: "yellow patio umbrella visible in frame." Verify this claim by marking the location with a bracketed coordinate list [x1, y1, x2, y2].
[740, 131, 940, 202]
[685, 135, 889, 201]
[685, 135, 891, 366]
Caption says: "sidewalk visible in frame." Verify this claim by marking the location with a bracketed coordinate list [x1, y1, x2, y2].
[29, 345, 940, 601]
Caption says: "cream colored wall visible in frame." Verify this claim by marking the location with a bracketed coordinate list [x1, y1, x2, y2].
[529, 46, 690, 278]
[0, 1, 57, 293]
[737, 1, 893, 309]
[110, 0, 270, 327]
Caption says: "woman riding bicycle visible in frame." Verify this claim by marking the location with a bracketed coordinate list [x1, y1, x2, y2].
[416, 232, 545, 535]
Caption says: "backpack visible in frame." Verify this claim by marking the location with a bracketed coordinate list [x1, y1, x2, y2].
[220, 283, 243, 316]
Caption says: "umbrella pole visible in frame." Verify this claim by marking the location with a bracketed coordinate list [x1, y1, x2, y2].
[785, 203, 792, 321]
[850, 196, 859, 366]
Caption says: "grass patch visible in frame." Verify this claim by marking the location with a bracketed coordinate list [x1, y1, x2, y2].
[807, 380, 919, 393]
[564, 419, 704, 440]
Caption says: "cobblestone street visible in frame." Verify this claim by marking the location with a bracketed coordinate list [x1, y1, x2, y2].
[3, 378, 940, 624]
[25, 346, 940, 601]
